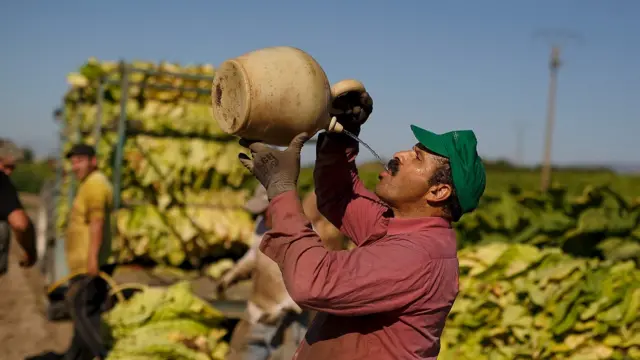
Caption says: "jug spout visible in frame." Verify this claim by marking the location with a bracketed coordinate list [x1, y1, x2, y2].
[327, 117, 344, 133]
[325, 79, 369, 135]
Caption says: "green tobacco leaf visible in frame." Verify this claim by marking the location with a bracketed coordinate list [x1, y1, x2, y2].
[501, 304, 532, 328]
[580, 297, 609, 321]
[596, 304, 624, 325]
[495, 193, 522, 232]
[103, 282, 229, 360]
[511, 224, 540, 243]
[606, 211, 637, 235]
[601, 186, 630, 211]
[597, 238, 640, 261]
[536, 259, 585, 287]
[538, 210, 576, 233]
[440, 242, 640, 359]
[621, 288, 640, 325]
[576, 208, 609, 233]
[554, 303, 583, 336]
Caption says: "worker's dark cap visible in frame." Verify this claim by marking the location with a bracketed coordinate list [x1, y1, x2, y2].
[411, 125, 486, 214]
[66, 143, 96, 159]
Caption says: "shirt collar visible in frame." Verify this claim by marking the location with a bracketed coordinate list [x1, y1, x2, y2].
[79, 169, 98, 184]
[386, 216, 452, 235]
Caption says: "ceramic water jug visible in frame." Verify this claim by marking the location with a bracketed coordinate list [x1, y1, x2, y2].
[211, 46, 367, 146]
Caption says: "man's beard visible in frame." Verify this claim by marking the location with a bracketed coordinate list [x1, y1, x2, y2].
[387, 158, 400, 176]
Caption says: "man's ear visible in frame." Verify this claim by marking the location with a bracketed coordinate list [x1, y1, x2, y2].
[90, 156, 98, 167]
[425, 183, 452, 203]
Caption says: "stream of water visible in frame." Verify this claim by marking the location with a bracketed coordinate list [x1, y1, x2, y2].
[342, 129, 388, 171]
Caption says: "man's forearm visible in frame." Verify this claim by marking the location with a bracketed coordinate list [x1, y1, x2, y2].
[14, 222, 36, 258]
[223, 248, 256, 284]
[313, 134, 360, 222]
[314, 133, 389, 247]
[8, 209, 37, 259]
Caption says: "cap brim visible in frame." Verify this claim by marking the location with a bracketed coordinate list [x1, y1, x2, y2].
[410, 125, 450, 158]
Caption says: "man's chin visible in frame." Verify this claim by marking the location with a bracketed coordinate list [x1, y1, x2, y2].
[374, 189, 396, 210]
[374, 183, 390, 202]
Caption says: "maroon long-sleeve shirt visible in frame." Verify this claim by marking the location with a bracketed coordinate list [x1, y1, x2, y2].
[259, 134, 459, 359]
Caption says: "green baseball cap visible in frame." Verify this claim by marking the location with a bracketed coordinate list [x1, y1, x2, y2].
[410, 125, 486, 214]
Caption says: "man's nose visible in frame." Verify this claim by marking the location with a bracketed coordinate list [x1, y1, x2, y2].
[392, 150, 411, 163]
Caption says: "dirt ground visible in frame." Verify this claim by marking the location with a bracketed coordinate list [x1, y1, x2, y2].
[0, 194, 73, 360]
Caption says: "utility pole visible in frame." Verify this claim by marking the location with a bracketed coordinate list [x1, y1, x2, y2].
[533, 29, 582, 192]
[540, 46, 561, 191]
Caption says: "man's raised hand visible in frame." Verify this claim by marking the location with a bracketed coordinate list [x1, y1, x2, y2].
[238, 132, 310, 200]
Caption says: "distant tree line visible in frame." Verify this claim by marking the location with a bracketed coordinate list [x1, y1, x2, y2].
[482, 159, 615, 173]
[10, 148, 617, 195]
[10, 146, 56, 194]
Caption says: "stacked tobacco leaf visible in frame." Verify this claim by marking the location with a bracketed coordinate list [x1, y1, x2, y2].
[103, 281, 230, 360]
[57, 58, 256, 267]
[454, 185, 640, 263]
[440, 243, 640, 360]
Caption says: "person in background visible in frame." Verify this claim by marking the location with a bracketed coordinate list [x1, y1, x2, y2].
[301, 190, 349, 253]
[219, 185, 346, 360]
[57, 143, 114, 360]
[0, 139, 37, 276]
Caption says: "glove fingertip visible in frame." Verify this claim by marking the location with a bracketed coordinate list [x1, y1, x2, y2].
[237, 154, 254, 171]
[362, 92, 373, 107]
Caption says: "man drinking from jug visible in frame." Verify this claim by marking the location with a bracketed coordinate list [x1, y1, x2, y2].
[236, 91, 486, 359]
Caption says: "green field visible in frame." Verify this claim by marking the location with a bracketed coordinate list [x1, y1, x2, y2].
[13, 153, 640, 201]
[299, 161, 640, 200]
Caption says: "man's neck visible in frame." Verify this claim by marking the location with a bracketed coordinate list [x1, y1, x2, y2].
[81, 168, 98, 182]
[391, 202, 443, 219]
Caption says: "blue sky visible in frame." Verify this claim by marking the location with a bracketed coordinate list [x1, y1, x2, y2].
[1, 0, 638, 166]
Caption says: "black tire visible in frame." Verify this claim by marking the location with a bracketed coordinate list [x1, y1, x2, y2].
[46, 297, 71, 322]
[39, 239, 74, 321]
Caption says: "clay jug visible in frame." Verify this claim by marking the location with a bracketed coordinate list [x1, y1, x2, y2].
[211, 46, 367, 146]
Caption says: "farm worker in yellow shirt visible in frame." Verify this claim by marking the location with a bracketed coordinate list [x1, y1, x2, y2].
[63, 143, 114, 360]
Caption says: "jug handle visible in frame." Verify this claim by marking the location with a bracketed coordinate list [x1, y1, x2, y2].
[328, 79, 368, 133]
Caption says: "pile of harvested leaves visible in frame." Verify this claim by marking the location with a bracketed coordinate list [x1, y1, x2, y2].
[439, 243, 640, 360]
